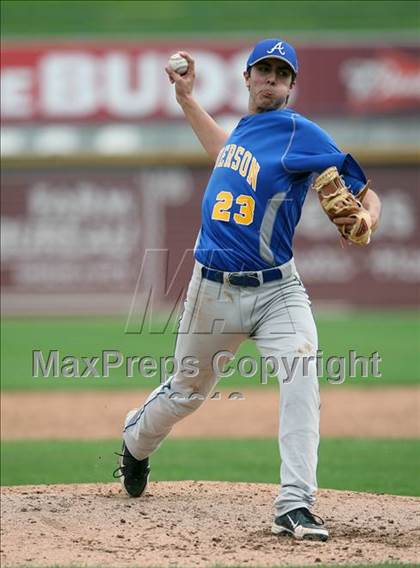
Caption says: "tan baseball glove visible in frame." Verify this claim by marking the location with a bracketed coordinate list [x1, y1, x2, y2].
[312, 166, 372, 245]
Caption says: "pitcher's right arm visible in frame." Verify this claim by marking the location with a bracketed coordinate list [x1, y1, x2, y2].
[166, 52, 229, 162]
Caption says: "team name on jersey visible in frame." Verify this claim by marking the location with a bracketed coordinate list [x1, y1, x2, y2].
[214, 144, 261, 192]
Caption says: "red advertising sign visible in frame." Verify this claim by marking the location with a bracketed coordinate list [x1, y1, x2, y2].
[2, 41, 419, 123]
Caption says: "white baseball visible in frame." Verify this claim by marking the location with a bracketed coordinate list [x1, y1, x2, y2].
[168, 53, 188, 75]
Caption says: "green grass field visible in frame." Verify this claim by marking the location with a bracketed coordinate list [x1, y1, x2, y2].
[2, 438, 419, 496]
[2, 0, 418, 36]
[2, 312, 419, 391]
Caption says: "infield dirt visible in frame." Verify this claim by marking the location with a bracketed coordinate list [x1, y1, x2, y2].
[2, 481, 420, 567]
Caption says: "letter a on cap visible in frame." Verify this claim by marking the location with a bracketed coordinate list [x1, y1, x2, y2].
[267, 42, 286, 56]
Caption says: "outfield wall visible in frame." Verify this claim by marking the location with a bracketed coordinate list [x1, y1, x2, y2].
[1, 155, 419, 314]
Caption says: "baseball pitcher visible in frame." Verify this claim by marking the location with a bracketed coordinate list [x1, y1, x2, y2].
[113, 38, 381, 541]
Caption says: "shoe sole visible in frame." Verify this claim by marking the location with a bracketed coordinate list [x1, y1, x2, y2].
[271, 524, 329, 541]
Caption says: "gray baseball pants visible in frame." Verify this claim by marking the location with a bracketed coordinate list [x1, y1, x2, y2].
[123, 260, 320, 516]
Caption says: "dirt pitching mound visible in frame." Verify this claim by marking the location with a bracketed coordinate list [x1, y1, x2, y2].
[1, 482, 419, 567]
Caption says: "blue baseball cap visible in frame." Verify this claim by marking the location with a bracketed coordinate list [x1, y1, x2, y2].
[246, 38, 298, 75]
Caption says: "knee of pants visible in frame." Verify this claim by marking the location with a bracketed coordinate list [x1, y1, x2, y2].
[169, 391, 207, 417]
[283, 337, 318, 358]
[170, 368, 216, 397]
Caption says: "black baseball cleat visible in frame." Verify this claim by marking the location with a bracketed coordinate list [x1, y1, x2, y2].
[271, 507, 329, 541]
[113, 442, 150, 497]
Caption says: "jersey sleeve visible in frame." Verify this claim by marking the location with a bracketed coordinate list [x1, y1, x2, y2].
[282, 114, 367, 195]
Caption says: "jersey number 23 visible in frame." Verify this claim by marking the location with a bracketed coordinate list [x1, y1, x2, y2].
[211, 191, 255, 226]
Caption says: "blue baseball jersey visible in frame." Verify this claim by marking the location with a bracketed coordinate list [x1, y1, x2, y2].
[194, 108, 367, 272]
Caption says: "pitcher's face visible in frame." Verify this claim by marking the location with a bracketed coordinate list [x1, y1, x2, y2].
[245, 58, 295, 114]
